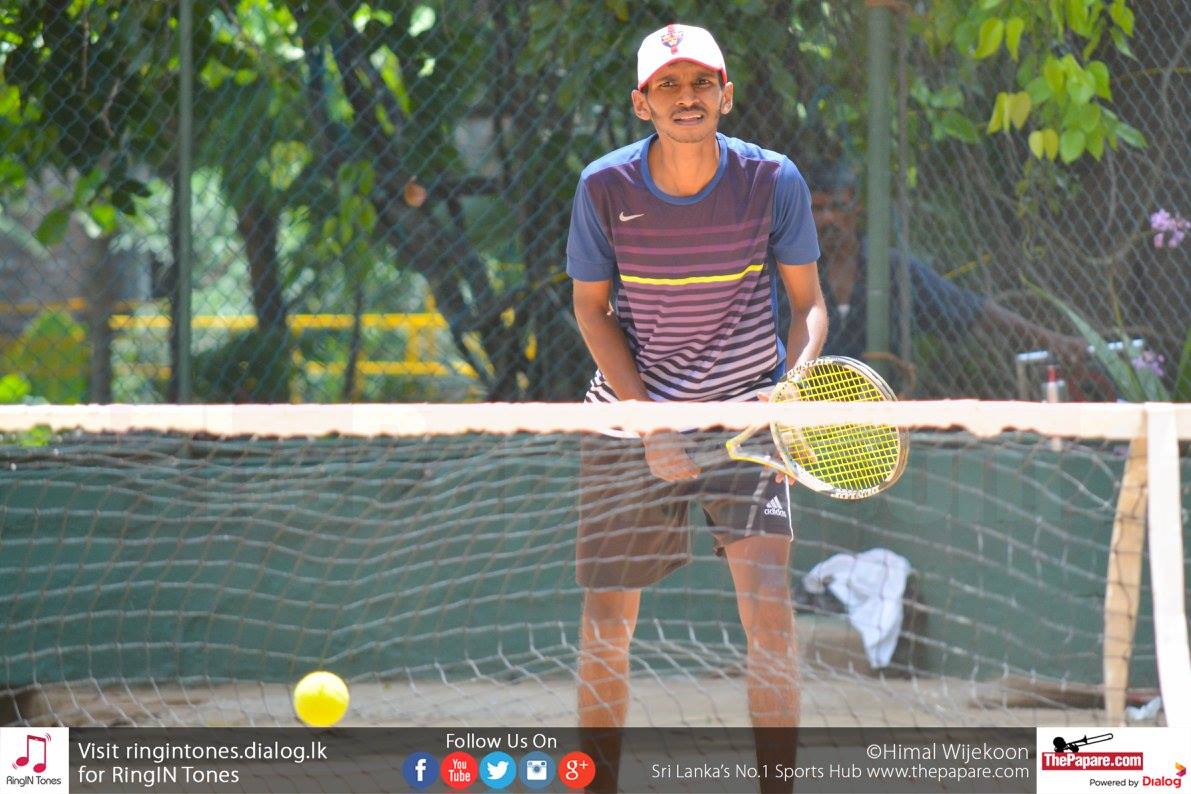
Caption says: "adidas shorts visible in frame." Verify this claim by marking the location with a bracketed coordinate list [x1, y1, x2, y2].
[576, 431, 795, 590]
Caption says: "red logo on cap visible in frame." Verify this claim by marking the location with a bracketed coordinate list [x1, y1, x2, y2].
[660, 24, 683, 54]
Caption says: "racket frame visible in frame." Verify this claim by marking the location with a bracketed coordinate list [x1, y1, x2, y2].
[725, 356, 909, 500]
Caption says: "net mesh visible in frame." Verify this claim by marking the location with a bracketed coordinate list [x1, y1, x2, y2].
[1, 401, 1187, 730]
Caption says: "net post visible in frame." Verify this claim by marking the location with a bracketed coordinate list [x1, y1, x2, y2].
[865, 1, 893, 368]
[1144, 403, 1191, 728]
[175, 0, 194, 401]
[1102, 434, 1147, 725]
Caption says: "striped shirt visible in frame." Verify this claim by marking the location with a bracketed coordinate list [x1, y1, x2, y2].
[567, 133, 819, 403]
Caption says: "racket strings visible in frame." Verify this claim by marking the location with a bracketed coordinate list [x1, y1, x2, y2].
[778, 422, 900, 488]
[797, 367, 886, 402]
[774, 363, 902, 490]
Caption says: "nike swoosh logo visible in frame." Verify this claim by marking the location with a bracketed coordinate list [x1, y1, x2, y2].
[619, 212, 645, 221]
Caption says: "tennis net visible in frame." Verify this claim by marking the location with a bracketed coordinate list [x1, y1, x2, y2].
[1, 401, 1187, 729]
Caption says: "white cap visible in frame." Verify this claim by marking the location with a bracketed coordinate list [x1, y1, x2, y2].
[636, 24, 727, 90]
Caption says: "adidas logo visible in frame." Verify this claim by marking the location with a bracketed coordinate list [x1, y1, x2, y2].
[763, 496, 787, 518]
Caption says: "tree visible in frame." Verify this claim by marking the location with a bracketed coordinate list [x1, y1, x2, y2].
[917, 0, 1146, 163]
[0, 1, 168, 399]
[3, 0, 1172, 404]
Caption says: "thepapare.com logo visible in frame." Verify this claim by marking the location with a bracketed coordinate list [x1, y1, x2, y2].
[1043, 732, 1141, 772]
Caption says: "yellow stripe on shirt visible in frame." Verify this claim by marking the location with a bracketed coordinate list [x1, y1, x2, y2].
[619, 262, 764, 286]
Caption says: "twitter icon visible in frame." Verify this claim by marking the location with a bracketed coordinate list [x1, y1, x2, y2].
[479, 751, 516, 790]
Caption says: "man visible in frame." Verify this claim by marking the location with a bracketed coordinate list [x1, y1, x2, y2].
[807, 160, 1084, 375]
[566, 23, 824, 792]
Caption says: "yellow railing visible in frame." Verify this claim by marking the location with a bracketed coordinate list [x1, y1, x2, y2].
[106, 312, 450, 332]
[1, 300, 481, 381]
[109, 312, 477, 380]
[118, 359, 477, 379]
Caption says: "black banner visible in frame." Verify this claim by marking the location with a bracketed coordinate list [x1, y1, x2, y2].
[68, 727, 1035, 794]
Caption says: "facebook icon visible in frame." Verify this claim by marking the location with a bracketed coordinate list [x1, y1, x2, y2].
[402, 752, 439, 790]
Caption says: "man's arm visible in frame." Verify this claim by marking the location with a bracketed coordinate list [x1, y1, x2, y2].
[778, 261, 828, 371]
[977, 301, 1087, 359]
[572, 279, 650, 402]
[572, 279, 699, 481]
[762, 261, 827, 486]
[905, 257, 1084, 359]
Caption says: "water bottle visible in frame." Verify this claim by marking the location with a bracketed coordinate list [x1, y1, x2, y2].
[1042, 365, 1067, 451]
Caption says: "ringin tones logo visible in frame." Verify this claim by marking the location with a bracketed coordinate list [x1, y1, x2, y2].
[1, 728, 69, 793]
[11, 734, 51, 775]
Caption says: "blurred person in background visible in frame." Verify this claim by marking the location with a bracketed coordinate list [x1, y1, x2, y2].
[806, 161, 1085, 387]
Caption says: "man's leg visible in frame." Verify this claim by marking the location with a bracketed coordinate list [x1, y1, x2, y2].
[578, 588, 641, 726]
[575, 433, 688, 791]
[724, 535, 798, 725]
[725, 535, 798, 794]
[579, 589, 640, 794]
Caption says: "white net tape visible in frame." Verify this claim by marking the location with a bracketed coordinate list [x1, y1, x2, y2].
[0, 400, 1179, 438]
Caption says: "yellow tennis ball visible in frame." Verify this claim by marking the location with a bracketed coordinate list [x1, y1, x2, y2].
[292, 670, 349, 727]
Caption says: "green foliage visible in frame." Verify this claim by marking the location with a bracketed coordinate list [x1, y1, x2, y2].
[4, 310, 88, 403]
[0, 424, 52, 449]
[920, 0, 1147, 163]
[3, 0, 1168, 403]
[1173, 326, 1191, 403]
[1027, 282, 1171, 402]
[0, 370, 53, 446]
[0, 0, 874, 401]
[0, 373, 31, 403]
[32, 206, 71, 246]
[0, 1, 163, 242]
[194, 328, 295, 403]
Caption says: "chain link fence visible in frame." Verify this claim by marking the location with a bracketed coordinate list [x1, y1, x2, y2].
[903, 0, 1190, 399]
[0, 1, 1186, 404]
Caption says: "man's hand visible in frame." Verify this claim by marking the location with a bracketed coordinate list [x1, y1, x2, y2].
[1045, 331, 1091, 362]
[641, 430, 700, 482]
[757, 391, 801, 486]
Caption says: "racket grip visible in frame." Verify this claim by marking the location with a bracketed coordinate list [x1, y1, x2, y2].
[725, 424, 797, 479]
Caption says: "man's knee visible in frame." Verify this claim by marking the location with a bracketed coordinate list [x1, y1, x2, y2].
[740, 585, 795, 646]
[582, 589, 640, 646]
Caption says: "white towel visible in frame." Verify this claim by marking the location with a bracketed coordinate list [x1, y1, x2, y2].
[803, 548, 912, 668]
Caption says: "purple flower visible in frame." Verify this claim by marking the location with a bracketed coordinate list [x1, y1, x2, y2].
[1150, 208, 1189, 249]
[1132, 351, 1166, 379]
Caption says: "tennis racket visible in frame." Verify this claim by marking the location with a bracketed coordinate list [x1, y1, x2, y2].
[725, 356, 908, 500]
